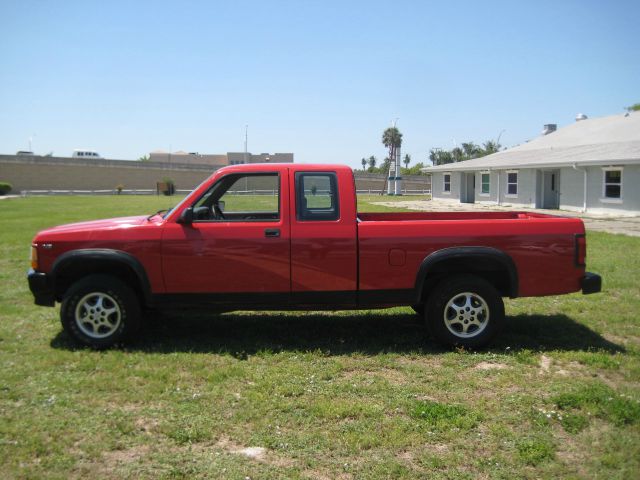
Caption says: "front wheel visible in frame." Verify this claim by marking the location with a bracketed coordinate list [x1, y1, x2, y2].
[60, 274, 141, 349]
[426, 274, 504, 349]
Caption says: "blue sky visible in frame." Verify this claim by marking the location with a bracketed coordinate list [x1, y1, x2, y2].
[1, 0, 638, 168]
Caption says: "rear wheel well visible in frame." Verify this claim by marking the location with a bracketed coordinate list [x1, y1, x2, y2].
[54, 260, 145, 305]
[419, 256, 515, 302]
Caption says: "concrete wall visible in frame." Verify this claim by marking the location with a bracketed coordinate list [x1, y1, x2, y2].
[353, 173, 431, 193]
[0, 155, 430, 194]
[0, 155, 216, 192]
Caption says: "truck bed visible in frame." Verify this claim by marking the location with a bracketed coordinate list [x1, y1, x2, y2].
[357, 211, 561, 222]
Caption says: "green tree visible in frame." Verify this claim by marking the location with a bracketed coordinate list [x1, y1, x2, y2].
[429, 139, 502, 165]
[482, 140, 500, 155]
[626, 103, 640, 112]
[461, 142, 481, 158]
[382, 127, 403, 193]
[361, 157, 367, 171]
[380, 157, 391, 174]
[403, 154, 411, 169]
[138, 155, 150, 162]
[367, 155, 377, 172]
[382, 127, 403, 169]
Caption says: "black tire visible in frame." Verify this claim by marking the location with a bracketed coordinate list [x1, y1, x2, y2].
[60, 274, 141, 349]
[425, 274, 504, 349]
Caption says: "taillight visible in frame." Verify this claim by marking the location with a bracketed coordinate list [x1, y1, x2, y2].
[30, 245, 38, 270]
[575, 234, 586, 267]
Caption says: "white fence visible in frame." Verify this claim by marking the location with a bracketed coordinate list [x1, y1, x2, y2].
[20, 189, 193, 196]
[356, 189, 431, 195]
[20, 188, 431, 197]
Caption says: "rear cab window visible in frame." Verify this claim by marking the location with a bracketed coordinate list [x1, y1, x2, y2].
[295, 172, 340, 221]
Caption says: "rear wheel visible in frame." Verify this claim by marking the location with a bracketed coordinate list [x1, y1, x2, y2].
[426, 274, 504, 349]
[61, 274, 141, 349]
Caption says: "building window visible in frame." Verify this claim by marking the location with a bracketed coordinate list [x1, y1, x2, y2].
[443, 173, 451, 193]
[506, 171, 518, 196]
[481, 172, 490, 195]
[603, 168, 622, 199]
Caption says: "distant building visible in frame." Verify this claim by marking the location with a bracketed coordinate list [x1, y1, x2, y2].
[423, 112, 640, 215]
[149, 150, 293, 166]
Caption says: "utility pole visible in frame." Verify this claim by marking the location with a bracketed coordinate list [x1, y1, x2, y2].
[385, 119, 398, 195]
[244, 125, 248, 164]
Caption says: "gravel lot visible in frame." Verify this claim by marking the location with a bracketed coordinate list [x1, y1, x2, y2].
[372, 199, 640, 237]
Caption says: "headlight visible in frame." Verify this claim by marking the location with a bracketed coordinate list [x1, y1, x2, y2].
[30, 245, 38, 270]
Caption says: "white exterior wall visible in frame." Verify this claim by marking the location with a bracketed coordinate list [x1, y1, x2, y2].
[559, 164, 640, 215]
[500, 168, 537, 208]
[431, 171, 461, 202]
[475, 171, 499, 204]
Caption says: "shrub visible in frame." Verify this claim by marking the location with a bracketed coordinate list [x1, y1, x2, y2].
[161, 178, 176, 196]
[115, 184, 124, 195]
[0, 182, 12, 195]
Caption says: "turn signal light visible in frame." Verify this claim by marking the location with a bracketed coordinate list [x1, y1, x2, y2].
[30, 245, 38, 270]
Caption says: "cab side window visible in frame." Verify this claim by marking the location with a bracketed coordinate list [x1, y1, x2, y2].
[295, 172, 339, 221]
[192, 173, 279, 221]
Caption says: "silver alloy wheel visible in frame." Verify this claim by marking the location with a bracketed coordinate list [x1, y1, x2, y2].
[74, 292, 122, 339]
[443, 291, 489, 338]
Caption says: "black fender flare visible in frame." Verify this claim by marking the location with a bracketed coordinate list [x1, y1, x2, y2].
[414, 246, 519, 299]
[51, 249, 152, 304]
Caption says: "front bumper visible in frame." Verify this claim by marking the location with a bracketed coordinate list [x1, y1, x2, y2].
[27, 269, 55, 306]
[581, 272, 602, 295]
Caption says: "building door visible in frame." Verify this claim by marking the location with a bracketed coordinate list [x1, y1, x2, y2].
[542, 170, 560, 209]
[460, 173, 475, 203]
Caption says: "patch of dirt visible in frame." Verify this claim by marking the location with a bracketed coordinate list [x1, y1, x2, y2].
[538, 355, 552, 374]
[214, 436, 296, 468]
[475, 361, 509, 371]
[555, 361, 585, 377]
[371, 200, 640, 237]
[102, 444, 150, 465]
[134, 416, 160, 434]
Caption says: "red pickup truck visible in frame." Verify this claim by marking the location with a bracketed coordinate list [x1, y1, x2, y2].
[28, 163, 601, 349]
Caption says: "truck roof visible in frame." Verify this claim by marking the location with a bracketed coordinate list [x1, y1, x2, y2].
[215, 163, 353, 174]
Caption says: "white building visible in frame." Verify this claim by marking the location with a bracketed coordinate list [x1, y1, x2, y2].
[423, 112, 640, 215]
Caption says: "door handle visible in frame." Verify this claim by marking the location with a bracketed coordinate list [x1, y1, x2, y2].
[264, 228, 280, 238]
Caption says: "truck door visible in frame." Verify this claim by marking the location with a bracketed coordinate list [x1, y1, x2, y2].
[289, 169, 358, 306]
[161, 171, 290, 296]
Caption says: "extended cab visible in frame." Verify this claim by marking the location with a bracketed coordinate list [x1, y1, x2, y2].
[28, 164, 601, 348]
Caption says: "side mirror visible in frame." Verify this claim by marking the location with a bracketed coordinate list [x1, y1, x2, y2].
[178, 207, 194, 224]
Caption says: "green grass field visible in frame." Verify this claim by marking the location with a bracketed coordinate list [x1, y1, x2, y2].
[0, 195, 639, 479]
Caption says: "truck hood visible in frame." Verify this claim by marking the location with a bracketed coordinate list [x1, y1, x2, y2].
[35, 215, 150, 237]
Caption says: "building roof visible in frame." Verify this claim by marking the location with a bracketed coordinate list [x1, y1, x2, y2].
[424, 111, 640, 172]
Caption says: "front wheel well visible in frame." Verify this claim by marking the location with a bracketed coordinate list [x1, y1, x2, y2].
[54, 260, 146, 305]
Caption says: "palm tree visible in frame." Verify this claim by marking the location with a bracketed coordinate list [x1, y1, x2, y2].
[368, 155, 377, 172]
[461, 142, 480, 159]
[482, 140, 501, 155]
[382, 127, 403, 164]
[403, 154, 411, 170]
[381, 127, 403, 193]
[361, 158, 367, 171]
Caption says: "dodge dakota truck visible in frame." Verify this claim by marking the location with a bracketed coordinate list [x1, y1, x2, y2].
[28, 163, 601, 349]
